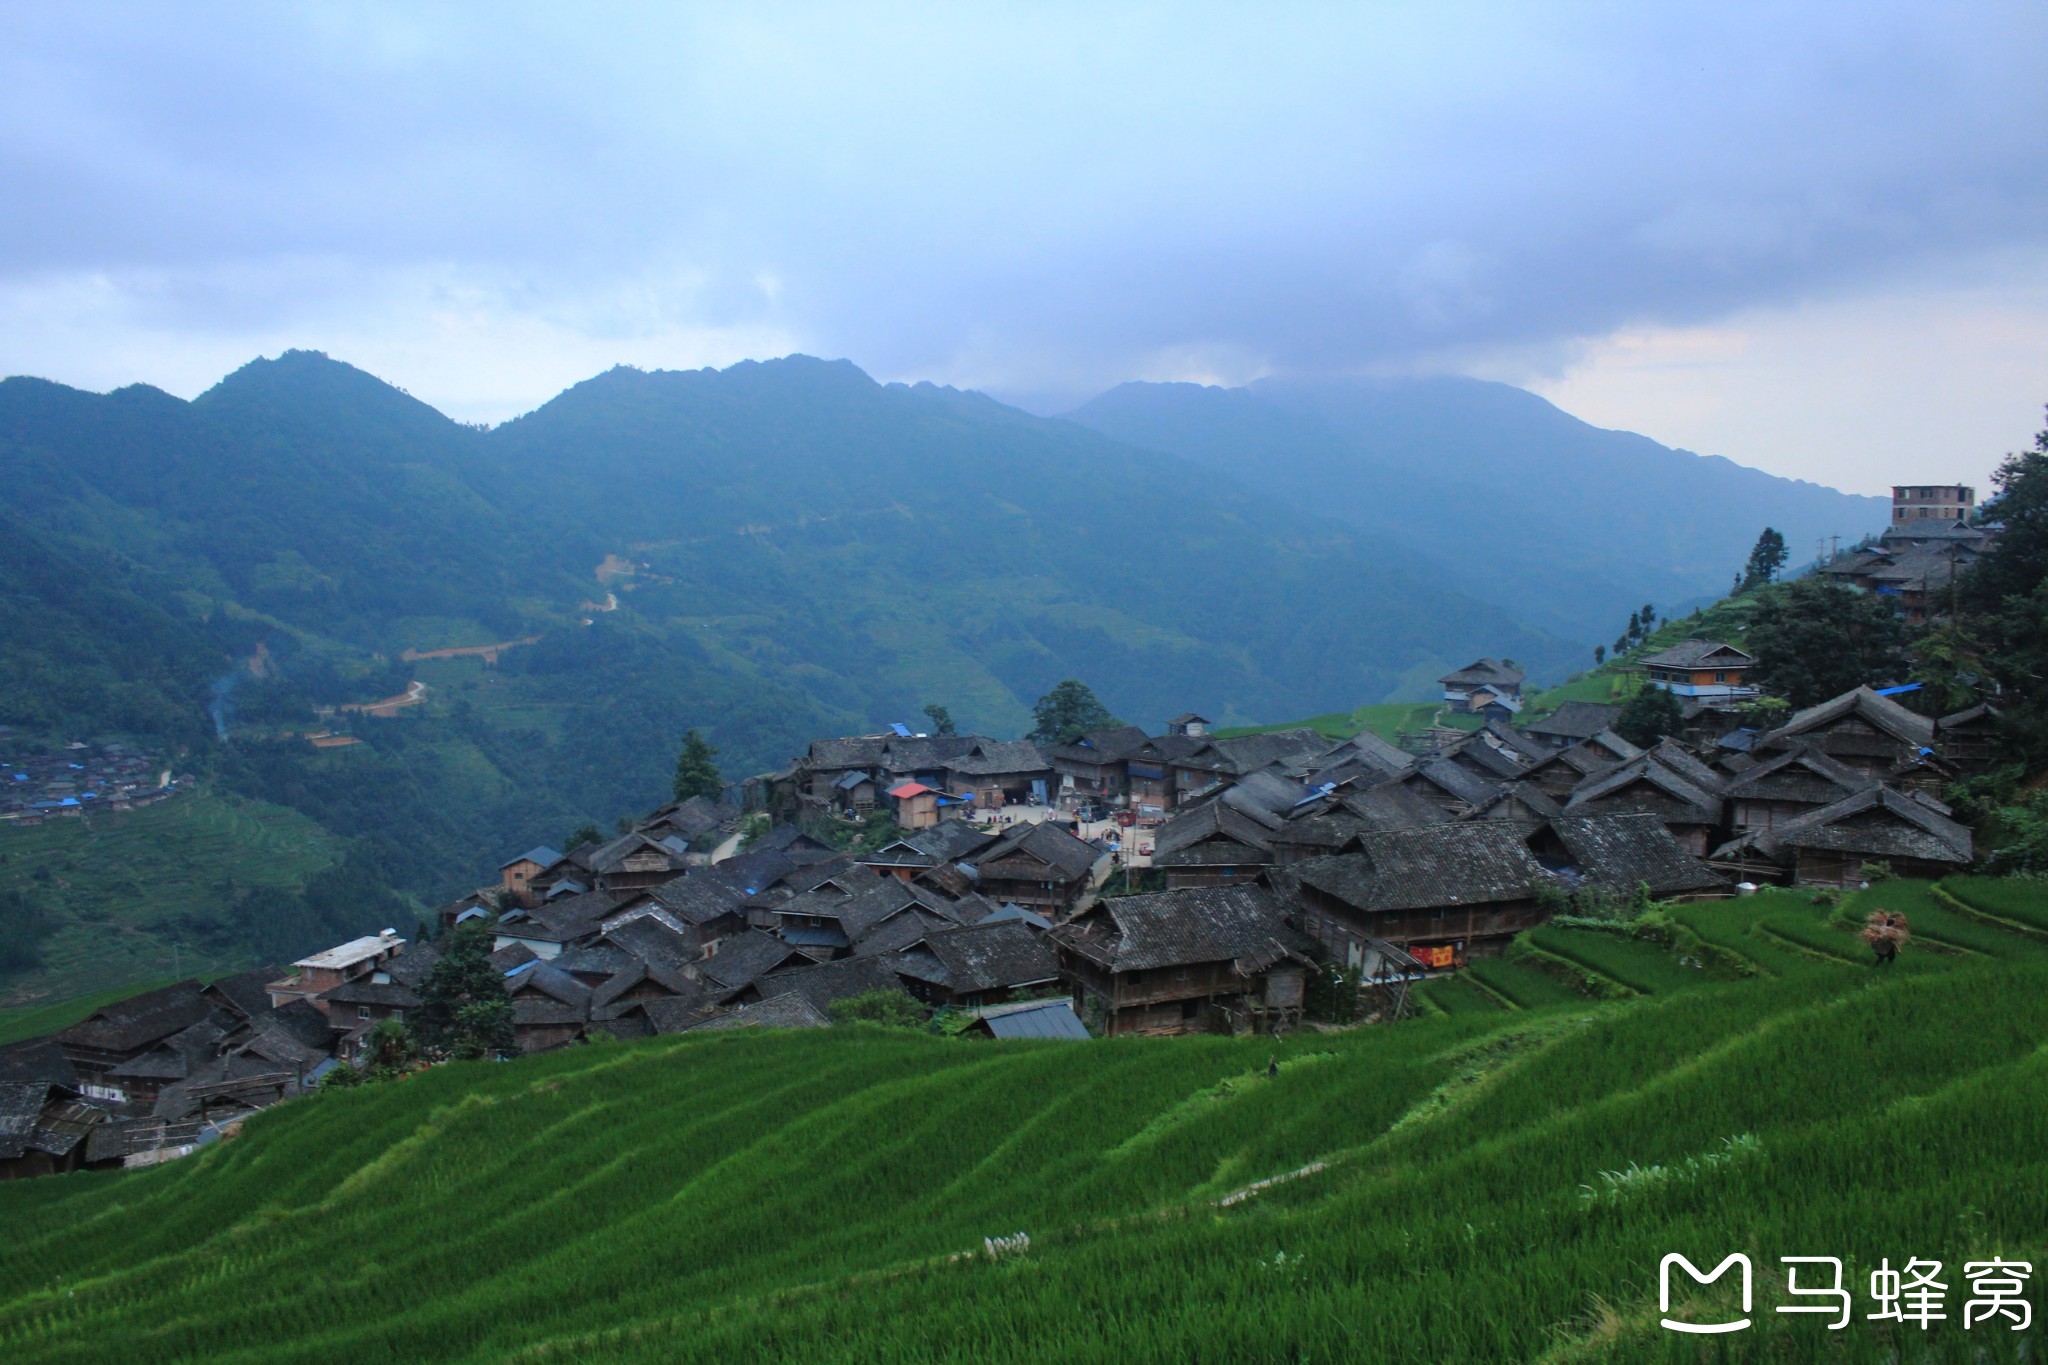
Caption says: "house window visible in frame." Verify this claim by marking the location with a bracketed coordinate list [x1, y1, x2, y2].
[1714, 671, 1727, 683]
[357, 1005, 371, 1021]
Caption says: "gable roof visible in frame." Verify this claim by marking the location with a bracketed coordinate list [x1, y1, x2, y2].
[1541, 814, 1726, 897]
[1054, 885, 1310, 974]
[1391, 758, 1502, 809]
[1715, 785, 1973, 865]
[501, 845, 563, 870]
[1312, 729, 1416, 777]
[1639, 640, 1756, 669]
[1722, 743, 1875, 805]
[1565, 755, 1721, 822]
[1290, 822, 1553, 915]
[905, 921, 1060, 995]
[686, 994, 834, 1031]
[1761, 686, 1937, 752]
[1440, 658, 1525, 687]
[1045, 724, 1152, 765]
[977, 819, 1100, 881]
[1524, 702, 1623, 741]
[1645, 738, 1730, 797]
[974, 998, 1091, 1040]
[755, 955, 918, 1012]
[942, 739, 1051, 777]
[1152, 800, 1280, 866]
[57, 981, 213, 1055]
[646, 873, 749, 926]
[698, 931, 815, 992]
[1582, 729, 1645, 762]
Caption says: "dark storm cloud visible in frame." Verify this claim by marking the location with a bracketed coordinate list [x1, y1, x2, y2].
[2, 3, 2045, 403]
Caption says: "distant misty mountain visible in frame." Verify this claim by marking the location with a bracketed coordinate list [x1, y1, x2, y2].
[1061, 375, 1887, 643]
[0, 353, 1574, 772]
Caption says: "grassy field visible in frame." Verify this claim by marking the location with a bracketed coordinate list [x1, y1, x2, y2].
[0, 788, 343, 1008]
[0, 877, 2042, 1361]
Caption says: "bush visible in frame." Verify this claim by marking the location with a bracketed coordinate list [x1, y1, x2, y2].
[827, 990, 929, 1029]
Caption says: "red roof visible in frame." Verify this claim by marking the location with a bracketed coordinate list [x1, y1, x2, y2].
[888, 782, 933, 799]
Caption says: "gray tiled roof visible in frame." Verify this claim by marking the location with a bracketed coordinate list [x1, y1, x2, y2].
[1054, 885, 1309, 973]
[1761, 686, 1937, 752]
[913, 921, 1060, 995]
[1293, 823, 1554, 914]
[1543, 814, 1726, 896]
[1524, 702, 1623, 741]
[1639, 640, 1755, 669]
[1715, 785, 1972, 865]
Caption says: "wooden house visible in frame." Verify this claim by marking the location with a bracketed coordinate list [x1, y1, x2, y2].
[1383, 758, 1502, 816]
[887, 782, 943, 829]
[0, 1081, 121, 1181]
[889, 921, 1061, 1009]
[1151, 797, 1283, 888]
[497, 845, 563, 908]
[1523, 702, 1623, 750]
[1052, 886, 1311, 1036]
[1639, 641, 1760, 702]
[1721, 744, 1873, 835]
[1754, 687, 1938, 781]
[969, 820, 1104, 915]
[505, 962, 594, 1053]
[940, 739, 1055, 809]
[264, 931, 407, 1010]
[1284, 822, 1556, 964]
[1935, 703, 2004, 776]
[1267, 784, 1450, 867]
[1439, 659, 1525, 714]
[1045, 725, 1149, 806]
[1711, 786, 1973, 886]
[1562, 753, 1724, 856]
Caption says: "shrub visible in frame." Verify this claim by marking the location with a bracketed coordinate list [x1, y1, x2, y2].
[828, 990, 929, 1029]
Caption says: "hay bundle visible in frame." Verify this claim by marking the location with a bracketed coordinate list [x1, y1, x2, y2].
[1862, 909, 1909, 961]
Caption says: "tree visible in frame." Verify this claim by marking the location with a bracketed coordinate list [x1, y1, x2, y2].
[1613, 685, 1684, 748]
[1746, 579, 1909, 708]
[1625, 609, 1642, 644]
[921, 703, 957, 736]
[413, 921, 515, 1061]
[1640, 603, 1657, 632]
[1956, 412, 2048, 760]
[1593, 644, 1606, 665]
[564, 823, 604, 852]
[1028, 680, 1118, 745]
[363, 1018, 420, 1078]
[1740, 528, 1790, 590]
[671, 728, 722, 803]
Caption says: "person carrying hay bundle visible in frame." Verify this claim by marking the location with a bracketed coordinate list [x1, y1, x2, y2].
[1862, 909, 1909, 967]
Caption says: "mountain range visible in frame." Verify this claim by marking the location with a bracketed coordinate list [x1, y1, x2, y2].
[1063, 374, 1885, 642]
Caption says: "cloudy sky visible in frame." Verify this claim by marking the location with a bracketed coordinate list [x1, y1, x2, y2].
[3, 2, 2046, 492]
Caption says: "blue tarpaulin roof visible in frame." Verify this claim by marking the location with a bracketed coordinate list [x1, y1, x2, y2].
[978, 999, 1090, 1041]
[1875, 683, 1922, 696]
[891, 723, 914, 737]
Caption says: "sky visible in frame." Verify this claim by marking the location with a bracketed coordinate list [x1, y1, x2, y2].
[2, 2, 2045, 494]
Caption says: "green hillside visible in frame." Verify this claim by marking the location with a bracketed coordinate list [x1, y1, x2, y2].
[0, 788, 344, 1006]
[3, 880, 2042, 1362]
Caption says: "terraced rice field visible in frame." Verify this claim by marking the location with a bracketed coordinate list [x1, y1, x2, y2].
[0, 788, 342, 1005]
[0, 879, 2043, 1362]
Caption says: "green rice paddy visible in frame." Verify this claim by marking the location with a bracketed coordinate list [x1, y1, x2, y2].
[0, 880, 2042, 1362]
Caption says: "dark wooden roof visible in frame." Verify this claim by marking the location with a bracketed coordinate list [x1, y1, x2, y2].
[908, 921, 1060, 995]
[56, 981, 212, 1055]
[1440, 658, 1525, 687]
[1542, 814, 1726, 896]
[975, 819, 1100, 881]
[1761, 686, 1936, 752]
[1639, 640, 1755, 669]
[698, 930, 815, 991]
[1524, 701, 1623, 741]
[1565, 755, 1721, 822]
[1722, 743, 1873, 806]
[1715, 786, 1972, 865]
[1054, 885, 1309, 973]
[1292, 823, 1553, 914]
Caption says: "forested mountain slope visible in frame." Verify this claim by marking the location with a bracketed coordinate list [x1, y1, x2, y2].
[1064, 375, 1887, 641]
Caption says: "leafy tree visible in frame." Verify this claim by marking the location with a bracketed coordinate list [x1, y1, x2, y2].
[1593, 644, 1605, 665]
[1740, 528, 1790, 590]
[827, 989, 929, 1029]
[363, 1018, 420, 1078]
[1955, 413, 2048, 758]
[1639, 603, 1657, 633]
[564, 823, 604, 852]
[671, 728, 722, 803]
[317, 1061, 367, 1090]
[413, 921, 515, 1061]
[1613, 685, 1684, 748]
[1746, 579, 1909, 708]
[921, 703, 957, 736]
[1028, 680, 1118, 745]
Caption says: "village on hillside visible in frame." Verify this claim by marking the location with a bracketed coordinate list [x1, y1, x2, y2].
[0, 485, 2013, 1179]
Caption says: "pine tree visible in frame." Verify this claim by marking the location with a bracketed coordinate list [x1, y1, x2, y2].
[922, 703, 957, 736]
[672, 728, 722, 803]
[1740, 528, 1790, 590]
[1593, 644, 1606, 665]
